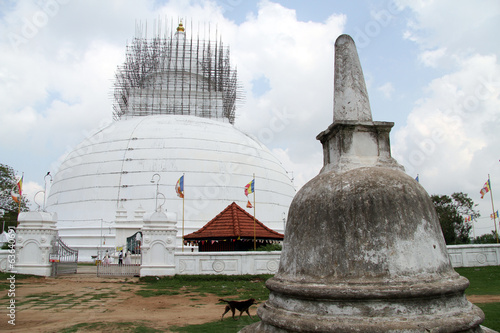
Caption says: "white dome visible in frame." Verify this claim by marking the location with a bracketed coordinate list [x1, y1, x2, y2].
[47, 115, 295, 259]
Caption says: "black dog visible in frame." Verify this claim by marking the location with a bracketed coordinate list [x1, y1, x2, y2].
[219, 298, 256, 321]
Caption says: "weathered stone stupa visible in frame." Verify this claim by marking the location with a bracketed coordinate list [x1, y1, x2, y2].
[242, 34, 486, 332]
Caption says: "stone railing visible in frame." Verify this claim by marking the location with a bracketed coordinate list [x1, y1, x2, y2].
[447, 244, 500, 267]
[97, 263, 141, 277]
[0, 250, 11, 272]
[175, 251, 281, 275]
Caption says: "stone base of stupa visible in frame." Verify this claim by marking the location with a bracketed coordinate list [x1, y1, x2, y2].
[243, 323, 496, 333]
[241, 280, 485, 332]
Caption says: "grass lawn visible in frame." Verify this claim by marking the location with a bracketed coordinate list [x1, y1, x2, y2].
[170, 316, 256, 333]
[0, 271, 39, 291]
[156, 267, 500, 332]
[138, 274, 272, 301]
[455, 266, 500, 295]
[455, 266, 500, 331]
[59, 321, 163, 333]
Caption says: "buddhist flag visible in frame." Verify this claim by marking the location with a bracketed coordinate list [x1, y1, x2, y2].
[480, 180, 490, 199]
[246, 200, 253, 208]
[244, 179, 255, 196]
[490, 211, 499, 219]
[11, 191, 20, 204]
[17, 176, 23, 196]
[175, 175, 184, 198]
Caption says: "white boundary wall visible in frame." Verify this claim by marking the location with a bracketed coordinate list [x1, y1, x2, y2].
[175, 252, 281, 275]
[447, 244, 500, 267]
[0, 250, 11, 272]
[1, 245, 498, 275]
[170, 245, 499, 276]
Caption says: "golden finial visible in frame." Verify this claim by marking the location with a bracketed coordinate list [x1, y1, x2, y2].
[177, 21, 185, 32]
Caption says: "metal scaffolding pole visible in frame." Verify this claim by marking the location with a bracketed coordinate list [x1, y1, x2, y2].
[112, 19, 241, 124]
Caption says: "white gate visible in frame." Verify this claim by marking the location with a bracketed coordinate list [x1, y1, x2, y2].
[50, 237, 78, 276]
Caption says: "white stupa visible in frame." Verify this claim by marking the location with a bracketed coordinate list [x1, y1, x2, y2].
[46, 22, 296, 261]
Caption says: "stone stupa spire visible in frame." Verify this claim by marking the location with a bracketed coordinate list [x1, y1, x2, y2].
[316, 34, 403, 174]
[333, 34, 372, 122]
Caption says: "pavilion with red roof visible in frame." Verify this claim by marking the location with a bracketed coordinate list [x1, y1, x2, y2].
[183, 202, 284, 251]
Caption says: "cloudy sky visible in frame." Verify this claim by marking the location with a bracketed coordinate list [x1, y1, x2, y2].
[1, 0, 499, 236]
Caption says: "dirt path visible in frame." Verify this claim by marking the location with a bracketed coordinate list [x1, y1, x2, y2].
[3, 273, 251, 333]
[2, 270, 498, 333]
[466, 294, 500, 303]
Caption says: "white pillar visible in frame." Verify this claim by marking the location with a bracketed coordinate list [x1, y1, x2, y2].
[115, 206, 146, 253]
[140, 211, 177, 276]
[15, 211, 58, 277]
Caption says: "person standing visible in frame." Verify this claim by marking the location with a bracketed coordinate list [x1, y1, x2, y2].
[103, 251, 110, 265]
[124, 250, 132, 265]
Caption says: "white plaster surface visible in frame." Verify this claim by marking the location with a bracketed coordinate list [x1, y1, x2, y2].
[447, 244, 500, 267]
[140, 211, 178, 276]
[175, 252, 281, 275]
[46, 115, 295, 261]
[13, 212, 58, 276]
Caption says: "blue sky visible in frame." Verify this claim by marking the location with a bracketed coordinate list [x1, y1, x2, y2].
[1, 0, 499, 236]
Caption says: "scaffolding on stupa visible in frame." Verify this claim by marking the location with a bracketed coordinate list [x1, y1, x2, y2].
[113, 20, 240, 124]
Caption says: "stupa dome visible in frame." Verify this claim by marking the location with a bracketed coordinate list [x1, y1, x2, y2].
[46, 115, 295, 259]
[279, 167, 452, 283]
[46, 22, 295, 261]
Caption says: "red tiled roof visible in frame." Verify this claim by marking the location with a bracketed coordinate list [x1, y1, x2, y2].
[184, 202, 284, 241]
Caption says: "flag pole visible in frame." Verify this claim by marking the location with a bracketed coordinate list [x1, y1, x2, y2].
[16, 173, 23, 228]
[488, 174, 499, 243]
[182, 173, 185, 252]
[471, 216, 476, 240]
[253, 173, 256, 251]
[17, 173, 23, 214]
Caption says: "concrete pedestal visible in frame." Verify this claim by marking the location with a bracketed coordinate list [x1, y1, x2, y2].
[140, 210, 177, 277]
[15, 211, 58, 277]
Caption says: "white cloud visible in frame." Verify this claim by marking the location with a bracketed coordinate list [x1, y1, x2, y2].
[389, 0, 500, 235]
[0, 0, 346, 196]
[22, 181, 44, 211]
[377, 82, 394, 99]
[231, 2, 345, 164]
[271, 147, 322, 190]
[393, 53, 500, 234]
[419, 47, 446, 68]
[397, 0, 500, 54]
[394, 53, 500, 176]
[0, 39, 121, 159]
[1, 0, 499, 236]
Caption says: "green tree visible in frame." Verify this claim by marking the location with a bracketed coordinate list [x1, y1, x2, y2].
[473, 231, 499, 244]
[431, 192, 478, 245]
[0, 163, 29, 231]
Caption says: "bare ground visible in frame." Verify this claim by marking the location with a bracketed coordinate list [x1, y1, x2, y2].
[2, 269, 255, 332]
[2, 267, 498, 333]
